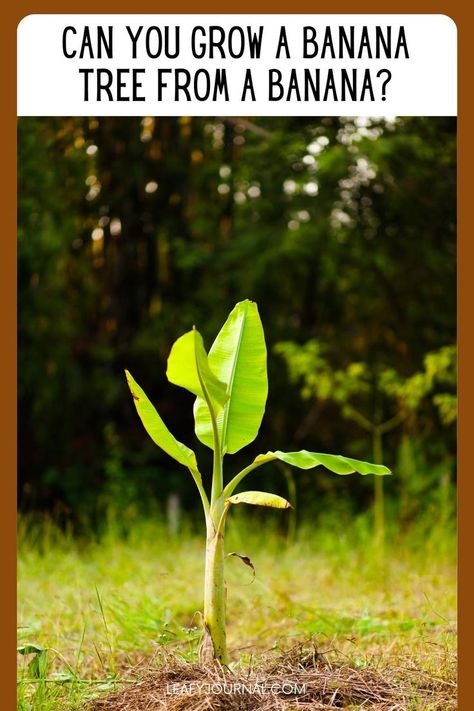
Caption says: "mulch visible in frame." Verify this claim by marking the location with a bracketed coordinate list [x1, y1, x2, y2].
[89, 642, 456, 710]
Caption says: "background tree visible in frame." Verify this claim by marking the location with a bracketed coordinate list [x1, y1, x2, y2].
[275, 340, 457, 544]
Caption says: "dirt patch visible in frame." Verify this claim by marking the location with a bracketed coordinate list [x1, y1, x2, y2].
[89, 643, 456, 710]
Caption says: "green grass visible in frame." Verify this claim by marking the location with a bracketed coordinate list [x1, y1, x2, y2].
[17, 511, 456, 710]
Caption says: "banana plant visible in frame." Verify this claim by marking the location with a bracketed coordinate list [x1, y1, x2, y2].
[125, 300, 390, 665]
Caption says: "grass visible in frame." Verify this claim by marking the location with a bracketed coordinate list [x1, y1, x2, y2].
[17, 510, 456, 710]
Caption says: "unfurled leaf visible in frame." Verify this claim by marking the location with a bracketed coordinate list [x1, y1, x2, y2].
[254, 450, 391, 476]
[227, 490, 292, 508]
[194, 300, 268, 454]
[125, 370, 197, 470]
[166, 329, 228, 419]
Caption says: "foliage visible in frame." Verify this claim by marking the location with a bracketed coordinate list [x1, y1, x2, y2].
[126, 300, 388, 662]
[275, 339, 456, 506]
[18, 116, 456, 522]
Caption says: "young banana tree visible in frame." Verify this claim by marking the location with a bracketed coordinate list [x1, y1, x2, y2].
[125, 300, 390, 665]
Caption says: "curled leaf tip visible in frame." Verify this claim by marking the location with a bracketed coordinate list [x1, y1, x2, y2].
[227, 490, 291, 509]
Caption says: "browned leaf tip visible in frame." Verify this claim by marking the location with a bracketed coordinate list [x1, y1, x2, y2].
[226, 552, 256, 583]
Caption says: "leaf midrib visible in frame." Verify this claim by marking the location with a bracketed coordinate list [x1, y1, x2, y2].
[219, 305, 247, 454]
[193, 329, 215, 420]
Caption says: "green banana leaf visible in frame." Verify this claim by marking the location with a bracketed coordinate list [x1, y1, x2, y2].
[125, 370, 197, 470]
[166, 328, 228, 420]
[194, 300, 268, 454]
[254, 450, 391, 476]
[227, 490, 291, 508]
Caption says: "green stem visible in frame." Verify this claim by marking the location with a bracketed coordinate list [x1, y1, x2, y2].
[188, 467, 210, 517]
[194, 333, 228, 661]
[211, 446, 223, 505]
[379, 412, 405, 434]
[373, 428, 385, 548]
[216, 499, 231, 536]
[192, 327, 222, 505]
[280, 464, 297, 543]
[203, 510, 228, 664]
[374, 475, 384, 544]
[222, 460, 266, 499]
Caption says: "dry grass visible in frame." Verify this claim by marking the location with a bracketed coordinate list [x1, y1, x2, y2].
[90, 642, 456, 711]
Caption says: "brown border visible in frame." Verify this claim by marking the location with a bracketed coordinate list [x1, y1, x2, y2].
[3, 3, 469, 710]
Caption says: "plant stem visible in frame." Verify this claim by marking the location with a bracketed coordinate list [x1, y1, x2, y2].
[197, 359, 227, 663]
[203, 510, 228, 664]
[222, 460, 265, 499]
[374, 475, 385, 545]
[189, 467, 210, 517]
[373, 427, 385, 549]
[211, 450, 223, 504]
